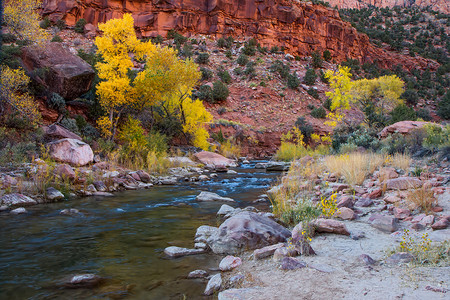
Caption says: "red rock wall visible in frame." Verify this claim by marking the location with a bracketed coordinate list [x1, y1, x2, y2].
[42, 0, 438, 70]
[326, 0, 449, 14]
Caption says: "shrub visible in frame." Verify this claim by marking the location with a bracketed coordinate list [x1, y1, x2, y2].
[225, 50, 232, 59]
[311, 51, 323, 68]
[236, 54, 249, 66]
[60, 118, 80, 134]
[197, 85, 213, 102]
[244, 62, 256, 79]
[212, 81, 229, 102]
[390, 104, 417, 123]
[270, 46, 279, 54]
[407, 186, 437, 213]
[437, 91, 450, 119]
[219, 140, 241, 159]
[310, 106, 326, 118]
[200, 67, 213, 81]
[181, 43, 193, 57]
[47, 93, 66, 113]
[319, 70, 329, 83]
[323, 50, 331, 61]
[233, 67, 244, 76]
[217, 37, 227, 48]
[270, 60, 290, 79]
[304, 69, 317, 85]
[423, 124, 450, 150]
[74, 19, 87, 34]
[294, 117, 314, 143]
[307, 88, 319, 99]
[287, 73, 300, 89]
[152, 35, 164, 44]
[323, 97, 332, 110]
[56, 19, 66, 30]
[217, 68, 232, 84]
[40, 17, 51, 29]
[402, 89, 419, 105]
[195, 52, 210, 64]
[417, 108, 432, 121]
[242, 39, 257, 56]
[51, 35, 63, 42]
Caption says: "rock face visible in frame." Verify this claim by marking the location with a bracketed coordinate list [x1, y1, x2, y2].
[207, 211, 291, 254]
[21, 43, 95, 100]
[194, 151, 237, 168]
[47, 138, 94, 166]
[379, 121, 440, 139]
[326, 0, 449, 14]
[41, 0, 436, 70]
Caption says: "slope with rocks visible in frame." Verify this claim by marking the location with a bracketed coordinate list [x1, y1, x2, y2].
[326, 0, 449, 14]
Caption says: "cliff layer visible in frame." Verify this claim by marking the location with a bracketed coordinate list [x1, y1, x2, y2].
[42, 0, 438, 70]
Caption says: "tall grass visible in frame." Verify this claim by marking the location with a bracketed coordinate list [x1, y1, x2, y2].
[275, 142, 329, 161]
[406, 186, 437, 213]
[323, 152, 386, 185]
[390, 152, 411, 172]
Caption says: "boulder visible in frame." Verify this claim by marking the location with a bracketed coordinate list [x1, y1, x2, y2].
[60, 208, 82, 216]
[21, 43, 95, 100]
[253, 243, 285, 260]
[195, 225, 219, 243]
[265, 162, 290, 171]
[280, 257, 306, 270]
[386, 177, 422, 190]
[188, 269, 209, 279]
[0, 193, 37, 207]
[378, 167, 399, 179]
[10, 207, 27, 214]
[46, 187, 64, 201]
[393, 207, 411, 219]
[337, 195, 354, 208]
[43, 124, 82, 141]
[196, 191, 235, 202]
[207, 211, 291, 254]
[370, 215, 399, 233]
[379, 121, 440, 139]
[219, 256, 242, 271]
[167, 156, 197, 166]
[63, 274, 103, 288]
[137, 170, 152, 183]
[204, 274, 222, 296]
[164, 246, 205, 258]
[312, 218, 350, 235]
[419, 215, 435, 227]
[354, 198, 373, 207]
[432, 218, 449, 230]
[48, 138, 94, 166]
[194, 151, 237, 168]
[217, 204, 235, 215]
[334, 207, 356, 220]
[53, 164, 77, 181]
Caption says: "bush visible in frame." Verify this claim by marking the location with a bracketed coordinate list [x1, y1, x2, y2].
[225, 50, 232, 59]
[323, 50, 332, 61]
[319, 70, 329, 83]
[181, 43, 193, 57]
[287, 73, 300, 89]
[236, 54, 249, 66]
[212, 81, 229, 102]
[437, 92, 450, 119]
[40, 17, 51, 29]
[307, 88, 319, 99]
[56, 19, 66, 30]
[294, 117, 314, 143]
[311, 51, 323, 68]
[304, 69, 317, 85]
[402, 89, 419, 105]
[270, 60, 290, 79]
[423, 124, 450, 150]
[390, 104, 417, 123]
[323, 97, 332, 110]
[152, 35, 164, 44]
[310, 106, 326, 118]
[74, 19, 87, 34]
[200, 67, 213, 81]
[60, 118, 80, 134]
[244, 62, 256, 79]
[417, 108, 432, 121]
[47, 93, 66, 113]
[233, 67, 244, 76]
[270, 46, 279, 54]
[217, 68, 232, 84]
[197, 85, 213, 102]
[196, 52, 210, 64]
[51, 35, 63, 42]
[242, 39, 257, 56]
[217, 37, 233, 49]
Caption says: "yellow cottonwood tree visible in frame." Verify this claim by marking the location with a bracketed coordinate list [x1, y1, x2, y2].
[324, 66, 353, 111]
[134, 45, 212, 149]
[95, 13, 155, 139]
[3, 0, 50, 44]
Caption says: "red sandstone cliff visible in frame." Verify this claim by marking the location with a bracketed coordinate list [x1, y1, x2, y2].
[326, 0, 449, 14]
[41, 0, 438, 70]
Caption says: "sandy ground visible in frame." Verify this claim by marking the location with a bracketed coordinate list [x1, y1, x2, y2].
[221, 192, 450, 300]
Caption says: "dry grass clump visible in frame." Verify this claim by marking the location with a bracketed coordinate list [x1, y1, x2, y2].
[406, 186, 437, 213]
[323, 152, 386, 186]
[219, 140, 241, 159]
[389, 153, 411, 172]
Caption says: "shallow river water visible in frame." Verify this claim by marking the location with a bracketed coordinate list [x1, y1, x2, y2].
[0, 162, 280, 299]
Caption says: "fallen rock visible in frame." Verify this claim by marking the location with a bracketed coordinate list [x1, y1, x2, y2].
[53, 164, 77, 181]
[204, 273, 222, 295]
[217, 204, 235, 216]
[419, 215, 435, 227]
[0, 193, 37, 207]
[337, 195, 354, 208]
[195, 225, 219, 243]
[207, 211, 291, 254]
[354, 198, 373, 207]
[21, 43, 95, 100]
[164, 246, 205, 258]
[265, 161, 290, 171]
[43, 124, 82, 141]
[196, 191, 234, 202]
[10, 207, 27, 214]
[378, 167, 399, 179]
[313, 218, 350, 235]
[46, 187, 64, 201]
[386, 252, 414, 264]
[93, 181, 107, 192]
[63, 274, 103, 288]
[48, 138, 94, 166]
[280, 257, 306, 270]
[370, 215, 399, 233]
[383, 195, 401, 204]
[188, 269, 209, 279]
[136, 170, 152, 183]
[253, 243, 285, 260]
[273, 247, 290, 261]
[219, 256, 242, 271]
[393, 207, 411, 219]
[195, 151, 237, 168]
[335, 207, 356, 220]
[432, 218, 449, 230]
[386, 177, 422, 190]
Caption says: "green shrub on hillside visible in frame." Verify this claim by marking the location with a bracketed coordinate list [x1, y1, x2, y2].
[304, 69, 317, 85]
[390, 104, 417, 123]
[212, 81, 229, 102]
[74, 19, 87, 34]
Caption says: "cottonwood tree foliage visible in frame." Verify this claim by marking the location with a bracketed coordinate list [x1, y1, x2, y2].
[95, 14, 212, 149]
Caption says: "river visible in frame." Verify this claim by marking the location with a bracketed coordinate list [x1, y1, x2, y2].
[0, 161, 280, 299]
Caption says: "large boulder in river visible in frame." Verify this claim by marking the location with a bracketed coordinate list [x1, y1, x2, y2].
[207, 211, 291, 254]
[196, 191, 235, 202]
[194, 151, 237, 168]
[378, 121, 441, 139]
[47, 138, 94, 166]
[21, 43, 95, 100]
